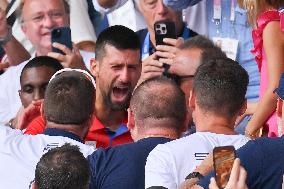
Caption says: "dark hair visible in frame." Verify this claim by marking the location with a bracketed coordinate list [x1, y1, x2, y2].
[20, 56, 63, 83]
[95, 25, 141, 61]
[35, 144, 90, 189]
[44, 71, 95, 124]
[193, 58, 248, 118]
[130, 76, 186, 131]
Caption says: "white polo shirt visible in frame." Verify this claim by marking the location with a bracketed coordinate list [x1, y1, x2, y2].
[0, 126, 95, 189]
[145, 132, 250, 189]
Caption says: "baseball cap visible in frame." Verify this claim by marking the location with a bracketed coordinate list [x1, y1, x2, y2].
[274, 72, 284, 100]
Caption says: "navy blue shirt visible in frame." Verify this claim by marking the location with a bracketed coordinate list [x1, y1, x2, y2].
[88, 137, 172, 189]
[198, 136, 284, 189]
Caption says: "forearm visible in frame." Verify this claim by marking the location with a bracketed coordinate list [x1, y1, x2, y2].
[3, 36, 31, 66]
[246, 90, 277, 133]
[245, 101, 258, 115]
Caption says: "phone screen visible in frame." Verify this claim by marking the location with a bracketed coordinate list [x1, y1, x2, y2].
[213, 146, 236, 189]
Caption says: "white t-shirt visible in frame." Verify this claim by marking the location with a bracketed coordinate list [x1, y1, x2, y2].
[0, 51, 94, 125]
[145, 132, 250, 189]
[0, 126, 95, 189]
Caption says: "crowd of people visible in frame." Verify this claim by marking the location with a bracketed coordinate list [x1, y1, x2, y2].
[0, 0, 283, 189]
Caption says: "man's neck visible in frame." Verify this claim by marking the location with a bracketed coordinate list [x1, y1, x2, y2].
[45, 122, 85, 141]
[195, 113, 238, 135]
[133, 120, 181, 141]
[95, 100, 127, 131]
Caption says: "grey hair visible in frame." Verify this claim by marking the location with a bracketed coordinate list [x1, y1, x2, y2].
[17, 0, 70, 24]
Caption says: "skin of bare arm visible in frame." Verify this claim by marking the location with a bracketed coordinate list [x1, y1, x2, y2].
[246, 21, 284, 138]
[0, 9, 31, 67]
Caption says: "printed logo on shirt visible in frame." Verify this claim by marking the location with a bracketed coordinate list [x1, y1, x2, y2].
[195, 152, 209, 161]
[43, 143, 60, 153]
[85, 141, 97, 148]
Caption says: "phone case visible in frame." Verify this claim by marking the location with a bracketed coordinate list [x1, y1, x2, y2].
[154, 21, 176, 46]
[213, 146, 236, 189]
[51, 27, 72, 55]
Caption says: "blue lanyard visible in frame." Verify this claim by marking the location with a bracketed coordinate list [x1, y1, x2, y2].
[141, 26, 189, 60]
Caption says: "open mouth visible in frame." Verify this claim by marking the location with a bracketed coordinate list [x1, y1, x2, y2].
[112, 86, 129, 101]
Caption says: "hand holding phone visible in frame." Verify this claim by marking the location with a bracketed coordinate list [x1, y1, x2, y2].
[51, 27, 72, 55]
[154, 21, 178, 81]
[213, 146, 236, 189]
[154, 21, 176, 46]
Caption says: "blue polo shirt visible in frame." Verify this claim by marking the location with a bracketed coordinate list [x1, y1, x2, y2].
[87, 137, 172, 189]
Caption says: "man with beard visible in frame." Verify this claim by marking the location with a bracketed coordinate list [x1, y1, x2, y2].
[24, 25, 142, 148]
[87, 76, 187, 189]
[88, 25, 141, 148]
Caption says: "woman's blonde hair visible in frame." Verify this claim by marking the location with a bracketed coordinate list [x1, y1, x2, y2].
[238, 0, 284, 27]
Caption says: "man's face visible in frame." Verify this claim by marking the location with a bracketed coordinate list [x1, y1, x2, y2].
[19, 66, 57, 108]
[95, 45, 141, 111]
[21, 0, 69, 56]
[138, 0, 182, 34]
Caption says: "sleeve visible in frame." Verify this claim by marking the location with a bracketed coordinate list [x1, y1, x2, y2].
[145, 145, 177, 189]
[92, 0, 128, 14]
[24, 116, 45, 135]
[69, 0, 97, 44]
[163, 0, 202, 10]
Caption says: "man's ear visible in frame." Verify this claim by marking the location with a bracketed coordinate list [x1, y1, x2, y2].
[277, 98, 283, 117]
[239, 100, 247, 116]
[127, 108, 135, 130]
[90, 59, 99, 77]
[188, 90, 196, 111]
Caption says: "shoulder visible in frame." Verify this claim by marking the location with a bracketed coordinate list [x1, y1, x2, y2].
[136, 28, 148, 42]
[0, 60, 27, 80]
[263, 20, 284, 41]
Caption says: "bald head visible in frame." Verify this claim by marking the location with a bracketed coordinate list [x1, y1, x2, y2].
[130, 76, 186, 132]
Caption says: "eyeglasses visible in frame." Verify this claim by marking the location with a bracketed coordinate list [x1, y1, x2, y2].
[49, 68, 96, 88]
[22, 11, 65, 24]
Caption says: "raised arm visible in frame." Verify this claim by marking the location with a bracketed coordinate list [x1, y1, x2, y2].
[0, 9, 30, 67]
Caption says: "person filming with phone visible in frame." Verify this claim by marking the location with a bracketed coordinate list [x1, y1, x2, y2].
[134, 0, 198, 83]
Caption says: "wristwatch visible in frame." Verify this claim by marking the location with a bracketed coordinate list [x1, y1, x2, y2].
[0, 25, 12, 46]
[185, 172, 204, 180]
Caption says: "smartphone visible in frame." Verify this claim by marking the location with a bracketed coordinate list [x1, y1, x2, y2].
[51, 27, 72, 55]
[154, 21, 178, 81]
[213, 146, 236, 189]
[154, 21, 176, 46]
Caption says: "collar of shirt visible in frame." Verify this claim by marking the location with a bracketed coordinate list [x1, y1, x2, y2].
[89, 116, 129, 138]
[43, 128, 83, 143]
